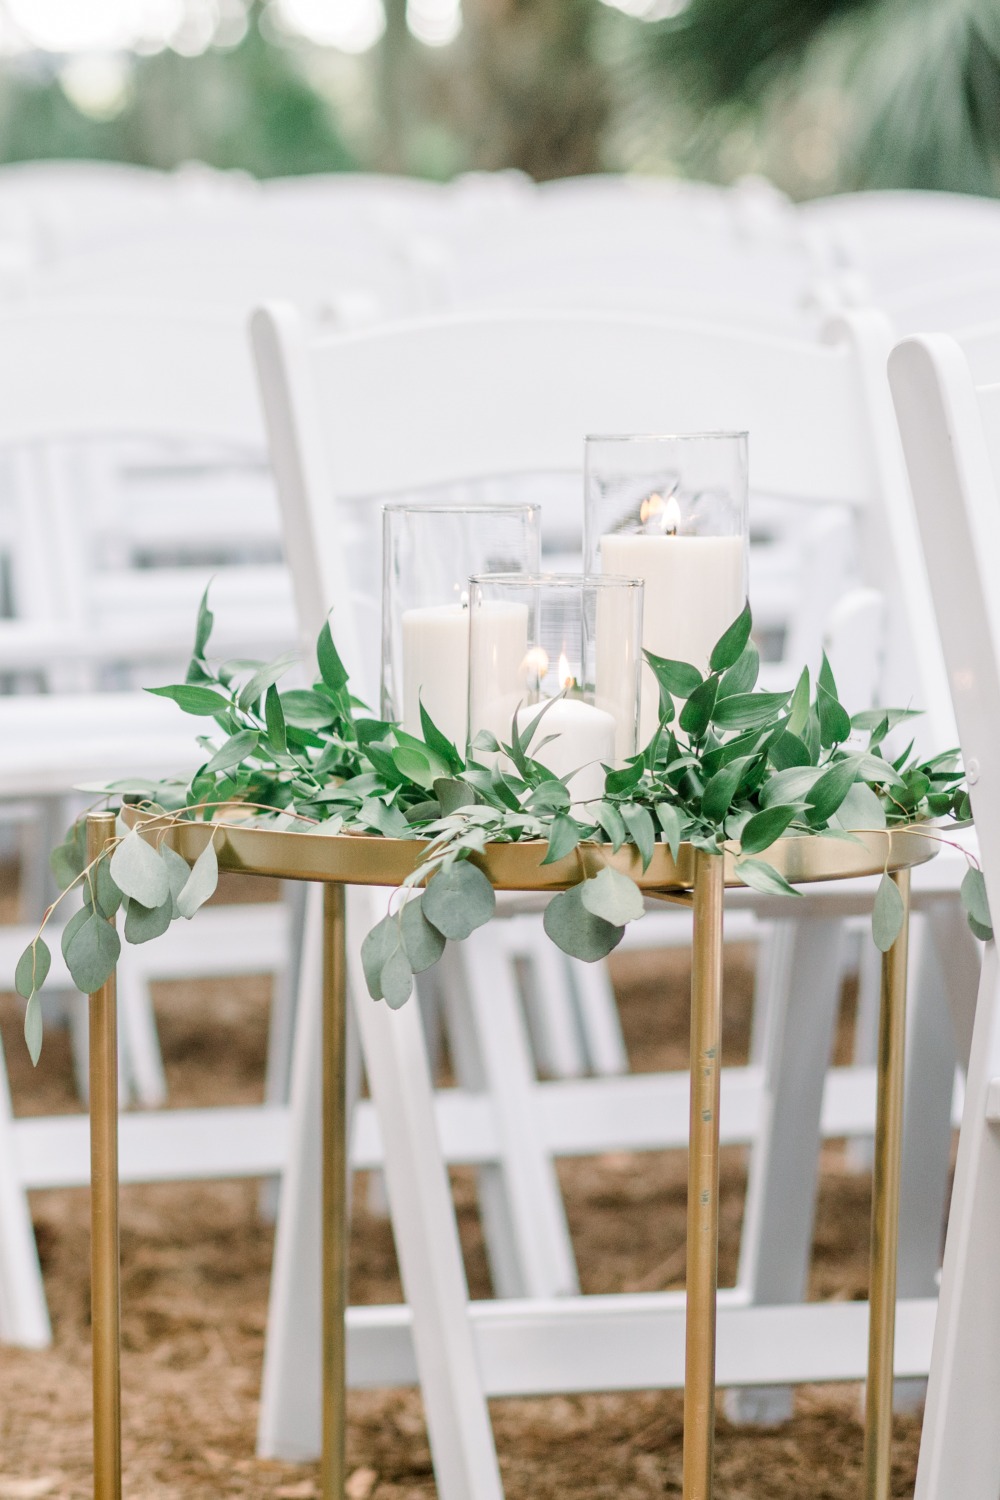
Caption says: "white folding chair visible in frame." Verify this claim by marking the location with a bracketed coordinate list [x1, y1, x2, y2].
[888, 330, 1000, 1500]
[250, 306, 970, 1480]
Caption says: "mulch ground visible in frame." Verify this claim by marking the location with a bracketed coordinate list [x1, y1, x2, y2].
[0, 872, 923, 1498]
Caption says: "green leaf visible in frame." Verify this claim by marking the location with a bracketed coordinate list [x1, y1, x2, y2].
[718, 642, 760, 699]
[621, 803, 656, 869]
[787, 668, 810, 737]
[527, 780, 572, 815]
[434, 778, 479, 816]
[709, 602, 752, 672]
[175, 836, 218, 918]
[643, 650, 703, 699]
[700, 757, 748, 822]
[160, 844, 193, 917]
[740, 805, 797, 855]
[759, 763, 826, 807]
[63, 910, 120, 994]
[679, 675, 719, 738]
[399, 895, 447, 974]
[962, 867, 993, 940]
[91, 856, 123, 919]
[110, 831, 170, 909]
[817, 683, 852, 748]
[193, 581, 214, 659]
[604, 759, 644, 795]
[317, 618, 349, 692]
[735, 858, 801, 898]
[768, 730, 812, 770]
[124, 894, 174, 944]
[542, 814, 584, 865]
[361, 914, 402, 1001]
[24, 991, 42, 1066]
[279, 689, 338, 731]
[50, 821, 87, 890]
[543, 883, 625, 961]
[595, 800, 627, 851]
[237, 652, 298, 713]
[969, 915, 994, 943]
[818, 651, 839, 700]
[15, 937, 51, 1001]
[393, 746, 436, 790]
[851, 707, 922, 733]
[805, 756, 861, 824]
[656, 802, 683, 861]
[264, 684, 288, 755]
[834, 782, 887, 831]
[711, 689, 791, 732]
[147, 683, 232, 716]
[203, 729, 260, 777]
[419, 698, 464, 772]
[423, 860, 496, 940]
[358, 798, 412, 839]
[380, 943, 415, 1009]
[580, 866, 645, 925]
[872, 873, 905, 953]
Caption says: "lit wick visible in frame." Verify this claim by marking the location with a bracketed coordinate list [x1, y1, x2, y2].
[639, 492, 681, 535]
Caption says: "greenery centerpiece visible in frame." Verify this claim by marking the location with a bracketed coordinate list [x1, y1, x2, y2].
[14, 589, 990, 1062]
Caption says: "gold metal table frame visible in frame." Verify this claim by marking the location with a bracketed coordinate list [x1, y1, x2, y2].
[86, 811, 935, 1500]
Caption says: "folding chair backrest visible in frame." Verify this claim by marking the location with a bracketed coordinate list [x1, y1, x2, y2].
[888, 334, 1000, 917]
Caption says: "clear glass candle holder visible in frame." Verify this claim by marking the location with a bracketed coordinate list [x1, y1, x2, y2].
[467, 573, 644, 816]
[584, 433, 749, 749]
[382, 503, 540, 749]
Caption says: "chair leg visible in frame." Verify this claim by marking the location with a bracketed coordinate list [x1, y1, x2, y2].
[116, 955, 168, 1109]
[497, 916, 588, 1079]
[564, 954, 630, 1077]
[0, 1027, 51, 1348]
[440, 928, 580, 1299]
[915, 943, 1000, 1500]
[725, 915, 844, 1425]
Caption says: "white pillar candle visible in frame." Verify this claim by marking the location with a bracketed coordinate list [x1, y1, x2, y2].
[402, 601, 528, 749]
[600, 531, 745, 746]
[515, 696, 616, 818]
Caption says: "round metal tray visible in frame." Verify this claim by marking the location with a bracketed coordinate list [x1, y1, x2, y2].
[124, 807, 938, 891]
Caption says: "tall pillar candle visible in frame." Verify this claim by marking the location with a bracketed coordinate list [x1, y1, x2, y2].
[600, 531, 745, 746]
[515, 697, 616, 818]
[402, 600, 529, 749]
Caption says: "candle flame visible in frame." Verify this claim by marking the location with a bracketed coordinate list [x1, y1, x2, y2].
[639, 492, 681, 534]
[663, 495, 681, 535]
[558, 652, 573, 690]
[639, 492, 663, 525]
[523, 646, 549, 680]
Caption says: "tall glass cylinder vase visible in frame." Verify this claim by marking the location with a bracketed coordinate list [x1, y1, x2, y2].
[584, 433, 749, 749]
[382, 504, 540, 750]
[467, 573, 644, 818]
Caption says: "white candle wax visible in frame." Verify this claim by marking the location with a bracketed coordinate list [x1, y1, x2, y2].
[600, 532, 745, 746]
[515, 696, 616, 818]
[402, 601, 529, 749]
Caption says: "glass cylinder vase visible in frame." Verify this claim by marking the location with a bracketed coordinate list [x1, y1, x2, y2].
[467, 573, 644, 817]
[583, 433, 749, 750]
[382, 503, 540, 750]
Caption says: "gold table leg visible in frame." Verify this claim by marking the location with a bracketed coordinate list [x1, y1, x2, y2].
[321, 883, 349, 1500]
[87, 811, 122, 1500]
[862, 868, 911, 1500]
[683, 851, 725, 1500]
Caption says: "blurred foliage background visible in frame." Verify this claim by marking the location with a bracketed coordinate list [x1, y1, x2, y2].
[0, 0, 996, 197]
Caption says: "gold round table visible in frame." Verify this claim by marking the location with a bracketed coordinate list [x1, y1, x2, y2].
[85, 810, 937, 1500]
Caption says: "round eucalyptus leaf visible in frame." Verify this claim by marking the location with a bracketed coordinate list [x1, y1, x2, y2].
[422, 860, 496, 940]
[110, 830, 170, 909]
[160, 844, 194, 918]
[381, 944, 415, 1009]
[175, 837, 218, 919]
[361, 914, 400, 1001]
[63, 911, 121, 994]
[15, 937, 51, 1001]
[543, 883, 625, 962]
[579, 867, 644, 926]
[124, 895, 174, 945]
[872, 872, 905, 953]
[399, 895, 447, 974]
[24, 992, 42, 1066]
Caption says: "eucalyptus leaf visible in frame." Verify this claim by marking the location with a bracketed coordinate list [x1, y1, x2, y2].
[92, 856, 123, 919]
[160, 844, 193, 917]
[834, 782, 887, 832]
[580, 866, 645, 925]
[63, 911, 120, 994]
[110, 830, 170, 909]
[380, 943, 415, 1009]
[203, 729, 260, 777]
[962, 867, 993, 939]
[656, 802, 683, 861]
[399, 895, 447, 973]
[595, 800, 627, 851]
[24, 991, 42, 1066]
[361, 914, 402, 1001]
[620, 803, 656, 869]
[50, 821, 87, 890]
[969, 915, 994, 942]
[434, 777, 479, 815]
[15, 937, 51, 1001]
[872, 873, 905, 953]
[423, 860, 496, 940]
[526, 780, 572, 815]
[175, 836, 218, 918]
[359, 798, 412, 839]
[543, 882, 625, 961]
[124, 894, 174, 944]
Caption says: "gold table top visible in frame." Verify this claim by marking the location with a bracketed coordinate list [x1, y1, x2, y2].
[125, 807, 938, 892]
